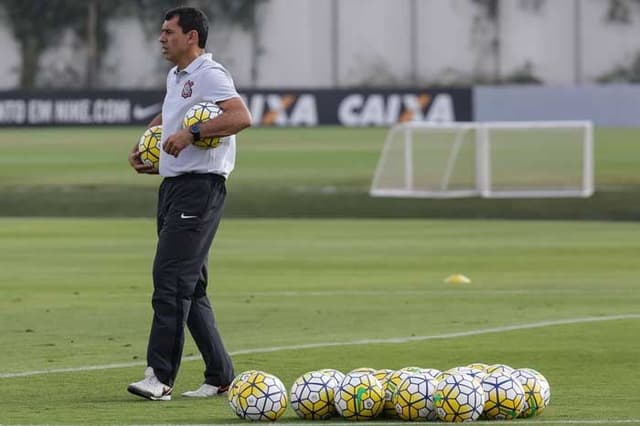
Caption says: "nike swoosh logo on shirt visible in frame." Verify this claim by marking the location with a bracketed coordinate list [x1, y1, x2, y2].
[132, 103, 162, 120]
[180, 213, 198, 219]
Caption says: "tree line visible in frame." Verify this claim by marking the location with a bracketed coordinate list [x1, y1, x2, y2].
[0, 0, 263, 88]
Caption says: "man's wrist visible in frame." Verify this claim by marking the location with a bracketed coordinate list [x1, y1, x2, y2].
[189, 124, 201, 142]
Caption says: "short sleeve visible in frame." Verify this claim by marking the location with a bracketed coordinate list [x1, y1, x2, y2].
[200, 67, 239, 104]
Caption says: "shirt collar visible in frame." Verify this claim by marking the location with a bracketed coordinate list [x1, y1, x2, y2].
[174, 53, 212, 75]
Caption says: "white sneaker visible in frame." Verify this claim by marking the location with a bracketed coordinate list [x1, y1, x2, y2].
[182, 383, 229, 398]
[127, 367, 173, 401]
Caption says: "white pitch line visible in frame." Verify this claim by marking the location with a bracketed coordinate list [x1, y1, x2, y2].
[221, 289, 570, 297]
[1, 313, 639, 379]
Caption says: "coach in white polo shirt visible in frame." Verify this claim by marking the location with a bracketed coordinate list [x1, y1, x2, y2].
[127, 6, 251, 401]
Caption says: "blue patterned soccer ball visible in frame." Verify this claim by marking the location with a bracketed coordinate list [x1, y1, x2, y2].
[318, 368, 345, 386]
[334, 372, 385, 420]
[434, 373, 485, 422]
[437, 366, 486, 383]
[138, 125, 162, 169]
[393, 373, 438, 421]
[481, 373, 526, 420]
[228, 369, 259, 417]
[520, 367, 551, 407]
[381, 369, 411, 417]
[513, 368, 548, 417]
[182, 101, 222, 148]
[483, 363, 516, 377]
[290, 370, 338, 420]
[228, 371, 288, 421]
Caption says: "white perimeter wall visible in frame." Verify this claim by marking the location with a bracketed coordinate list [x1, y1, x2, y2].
[0, 23, 20, 89]
[2, 0, 640, 88]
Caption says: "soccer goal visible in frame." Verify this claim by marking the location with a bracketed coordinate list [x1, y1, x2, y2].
[369, 121, 594, 198]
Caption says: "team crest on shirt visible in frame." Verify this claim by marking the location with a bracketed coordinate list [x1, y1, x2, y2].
[181, 80, 194, 98]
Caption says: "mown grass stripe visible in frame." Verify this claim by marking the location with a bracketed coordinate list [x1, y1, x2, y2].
[1, 314, 638, 379]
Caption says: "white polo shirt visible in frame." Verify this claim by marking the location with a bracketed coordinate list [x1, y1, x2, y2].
[159, 53, 239, 178]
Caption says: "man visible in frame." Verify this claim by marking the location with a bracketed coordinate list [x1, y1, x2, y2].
[126, 6, 252, 401]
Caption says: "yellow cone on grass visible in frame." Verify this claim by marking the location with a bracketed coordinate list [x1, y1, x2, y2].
[445, 274, 472, 284]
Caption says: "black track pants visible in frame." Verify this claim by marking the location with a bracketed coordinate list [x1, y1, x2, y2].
[147, 173, 234, 387]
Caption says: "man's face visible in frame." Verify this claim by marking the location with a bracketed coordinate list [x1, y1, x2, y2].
[159, 16, 194, 63]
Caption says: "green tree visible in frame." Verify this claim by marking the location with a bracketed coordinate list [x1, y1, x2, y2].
[0, 0, 88, 88]
[0, 0, 265, 88]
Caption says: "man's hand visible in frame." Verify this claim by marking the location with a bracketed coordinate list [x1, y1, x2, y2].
[128, 144, 158, 174]
[163, 129, 193, 157]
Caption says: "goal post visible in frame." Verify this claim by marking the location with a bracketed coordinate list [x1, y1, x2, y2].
[369, 121, 594, 199]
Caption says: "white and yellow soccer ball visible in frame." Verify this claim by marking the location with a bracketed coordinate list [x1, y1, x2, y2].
[467, 362, 489, 371]
[334, 372, 385, 420]
[419, 368, 442, 381]
[182, 101, 222, 148]
[348, 367, 377, 375]
[399, 366, 423, 375]
[520, 367, 551, 407]
[290, 370, 338, 420]
[513, 368, 548, 417]
[138, 125, 162, 169]
[480, 373, 526, 420]
[372, 369, 395, 417]
[434, 374, 485, 422]
[393, 373, 438, 421]
[373, 369, 394, 385]
[228, 369, 259, 416]
[484, 363, 516, 377]
[319, 368, 345, 388]
[381, 370, 410, 417]
[228, 371, 288, 421]
[438, 366, 485, 384]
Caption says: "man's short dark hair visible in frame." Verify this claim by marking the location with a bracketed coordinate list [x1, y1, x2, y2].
[164, 7, 209, 49]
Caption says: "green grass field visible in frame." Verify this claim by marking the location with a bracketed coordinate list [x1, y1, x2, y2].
[0, 126, 639, 219]
[1, 126, 639, 424]
[1, 218, 639, 424]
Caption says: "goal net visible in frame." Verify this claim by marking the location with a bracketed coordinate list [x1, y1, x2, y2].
[369, 121, 593, 198]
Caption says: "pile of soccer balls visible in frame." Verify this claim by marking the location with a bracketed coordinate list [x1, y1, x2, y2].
[227, 363, 550, 422]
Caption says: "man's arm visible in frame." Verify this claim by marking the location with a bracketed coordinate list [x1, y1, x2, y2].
[198, 97, 251, 138]
[147, 113, 162, 128]
[163, 97, 251, 158]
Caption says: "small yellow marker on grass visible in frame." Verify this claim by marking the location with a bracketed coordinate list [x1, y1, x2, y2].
[445, 274, 472, 284]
